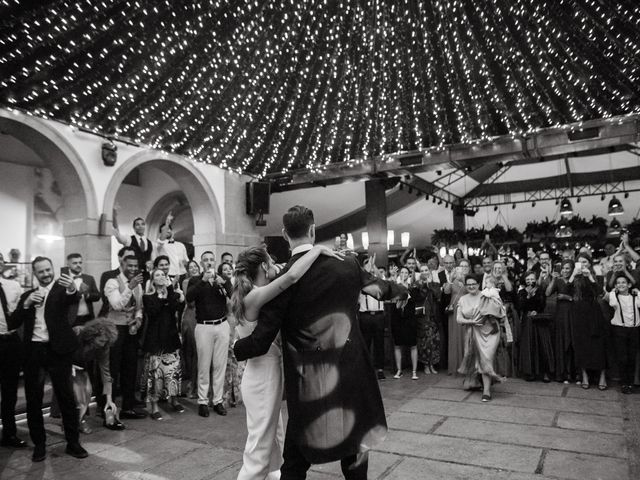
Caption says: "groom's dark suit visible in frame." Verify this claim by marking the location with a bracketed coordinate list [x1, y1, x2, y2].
[234, 250, 407, 478]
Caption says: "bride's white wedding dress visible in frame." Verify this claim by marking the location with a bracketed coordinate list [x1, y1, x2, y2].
[236, 320, 285, 480]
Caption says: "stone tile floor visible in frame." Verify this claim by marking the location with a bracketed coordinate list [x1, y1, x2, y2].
[0, 372, 638, 479]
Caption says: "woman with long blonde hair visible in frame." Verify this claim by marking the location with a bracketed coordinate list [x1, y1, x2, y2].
[232, 244, 343, 480]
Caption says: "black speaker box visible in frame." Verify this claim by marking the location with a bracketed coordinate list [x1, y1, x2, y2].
[246, 182, 271, 215]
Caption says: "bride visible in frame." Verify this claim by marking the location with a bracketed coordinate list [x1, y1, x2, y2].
[231, 244, 343, 480]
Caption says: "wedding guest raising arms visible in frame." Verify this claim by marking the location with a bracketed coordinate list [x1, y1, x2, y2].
[546, 260, 576, 383]
[569, 254, 608, 390]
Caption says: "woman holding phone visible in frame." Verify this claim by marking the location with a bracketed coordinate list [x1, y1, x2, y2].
[546, 260, 576, 383]
[569, 254, 608, 390]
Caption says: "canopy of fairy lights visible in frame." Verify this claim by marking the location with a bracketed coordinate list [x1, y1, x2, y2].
[1, 0, 639, 177]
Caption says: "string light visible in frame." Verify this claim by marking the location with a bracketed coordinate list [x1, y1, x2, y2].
[0, 0, 638, 177]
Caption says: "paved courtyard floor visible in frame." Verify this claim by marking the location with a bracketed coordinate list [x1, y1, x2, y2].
[0, 372, 638, 479]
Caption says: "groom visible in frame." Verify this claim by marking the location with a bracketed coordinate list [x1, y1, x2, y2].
[234, 205, 408, 479]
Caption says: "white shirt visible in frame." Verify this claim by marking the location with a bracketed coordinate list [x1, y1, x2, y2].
[359, 293, 384, 312]
[156, 239, 189, 276]
[0, 277, 22, 334]
[104, 273, 143, 319]
[32, 281, 55, 342]
[609, 293, 640, 327]
[113, 227, 148, 251]
[291, 244, 313, 256]
[73, 275, 89, 316]
[430, 268, 441, 284]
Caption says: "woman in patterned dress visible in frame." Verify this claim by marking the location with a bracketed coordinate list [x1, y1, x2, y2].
[141, 268, 184, 420]
[415, 265, 441, 374]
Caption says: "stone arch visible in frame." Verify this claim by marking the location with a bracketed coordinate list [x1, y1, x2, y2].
[0, 110, 99, 228]
[145, 191, 194, 244]
[103, 151, 222, 255]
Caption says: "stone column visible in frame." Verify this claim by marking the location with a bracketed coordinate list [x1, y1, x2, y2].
[63, 218, 111, 281]
[365, 179, 388, 267]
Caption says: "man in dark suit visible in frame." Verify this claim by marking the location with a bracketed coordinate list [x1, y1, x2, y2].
[9, 257, 88, 462]
[97, 246, 135, 317]
[0, 252, 27, 449]
[234, 206, 408, 480]
[63, 253, 100, 326]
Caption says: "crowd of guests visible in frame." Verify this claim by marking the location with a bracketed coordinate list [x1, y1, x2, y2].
[357, 233, 640, 400]
[0, 211, 240, 463]
[2, 208, 640, 464]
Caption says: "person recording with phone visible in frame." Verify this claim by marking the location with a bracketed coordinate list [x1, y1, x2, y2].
[9, 257, 88, 462]
[103, 255, 146, 419]
[186, 251, 232, 417]
[546, 260, 576, 383]
[568, 254, 608, 390]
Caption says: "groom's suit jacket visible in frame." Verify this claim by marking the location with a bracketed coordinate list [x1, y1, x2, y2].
[234, 252, 407, 464]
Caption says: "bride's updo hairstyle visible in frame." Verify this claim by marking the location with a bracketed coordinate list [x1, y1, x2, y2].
[232, 245, 271, 321]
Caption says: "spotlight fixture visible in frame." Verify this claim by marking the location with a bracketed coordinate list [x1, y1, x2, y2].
[432, 197, 436, 203]
[532, 201, 536, 207]
[608, 218, 622, 236]
[408, 186, 413, 194]
[577, 197, 581, 203]
[608, 196, 624, 216]
[601, 194, 605, 201]
[425, 194, 429, 200]
[512, 203, 516, 209]
[555, 199, 559, 205]
[436, 170, 442, 176]
[493, 206, 498, 211]
[559, 197, 573, 216]
[438, 199, 443, 205]
[465, 166, 473, 172]
[624, 192, 629, 199]
[555, 219, 573, 238]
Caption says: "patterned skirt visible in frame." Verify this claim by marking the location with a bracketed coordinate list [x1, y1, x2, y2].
[142, 350, 182, 402]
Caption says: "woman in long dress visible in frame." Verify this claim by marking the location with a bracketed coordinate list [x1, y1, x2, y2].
[415, 265, 441, 374]
[518, 271, 553, 382]
[569, 254, 608, 390]
[457, 275, 506, 401]
[231, 245, 343, 480]
[446, 259, 470, 375]
[546, 260, 575, 383]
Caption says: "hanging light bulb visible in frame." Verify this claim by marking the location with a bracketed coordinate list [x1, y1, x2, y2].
[361, 232, 369, 250]
[608, 196, 624, 216]
[559, 197, 573, 216]
[401, 232, 410, 248]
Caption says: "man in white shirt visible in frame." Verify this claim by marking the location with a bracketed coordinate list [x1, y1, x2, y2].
[358, 260, 387, 380]
[481, 256, 494, 288]
[156, 221, 189, 279]
[112, 208, 153, 273]
[9, 257, 87, 461]
[103, 255, 146, 419]
[0, 253, 26, 449]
